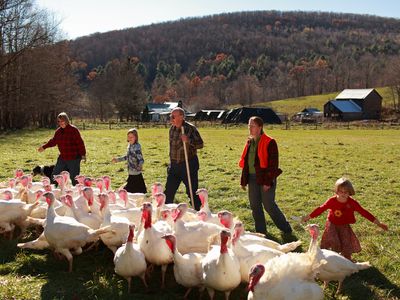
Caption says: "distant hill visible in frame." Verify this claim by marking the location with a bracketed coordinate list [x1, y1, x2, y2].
[68, 10, 400, 111]
[70, 11, 400, 75]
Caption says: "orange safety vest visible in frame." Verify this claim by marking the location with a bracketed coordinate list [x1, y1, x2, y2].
[239, 133, 273, 169]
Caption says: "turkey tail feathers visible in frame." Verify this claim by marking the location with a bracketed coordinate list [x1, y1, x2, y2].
[278, 240, 302, 253]
[355, 261, 371, 270]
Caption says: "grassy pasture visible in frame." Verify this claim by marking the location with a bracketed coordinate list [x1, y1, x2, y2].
[0, 127, 399, 300]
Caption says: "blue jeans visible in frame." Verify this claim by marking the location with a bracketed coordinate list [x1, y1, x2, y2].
[52, 157, 81, 186]
[248, 174, 292, 234]
[165, 156, 201, 210]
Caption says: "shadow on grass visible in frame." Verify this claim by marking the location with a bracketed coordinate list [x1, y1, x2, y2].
[3, 237, 248, 299]
[345, 267, 400, 299]
[8, 234, 399, 300]
[324, 266, 400, 300]
[38, 245, 249, 300]
[0, 238, 20, 263]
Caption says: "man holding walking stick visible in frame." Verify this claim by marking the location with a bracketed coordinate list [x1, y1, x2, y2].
[165, 107, 204, 210]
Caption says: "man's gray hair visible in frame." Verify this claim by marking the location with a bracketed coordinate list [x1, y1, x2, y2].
[172, 107, 185, 118]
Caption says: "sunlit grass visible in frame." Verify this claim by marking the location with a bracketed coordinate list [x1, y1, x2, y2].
[0, 127, 399, 299]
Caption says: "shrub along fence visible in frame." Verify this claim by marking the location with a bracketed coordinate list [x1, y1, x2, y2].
[73, 119, 400, 131]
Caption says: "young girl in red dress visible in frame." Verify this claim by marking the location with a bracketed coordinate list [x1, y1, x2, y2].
[302, 177, 388, 260]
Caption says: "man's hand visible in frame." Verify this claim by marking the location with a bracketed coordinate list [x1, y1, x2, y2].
[37, 146, 44, 152]
[263, 185, 271, 192]
[241, 185, 246, 191]
[82, 155, 86, 163]
[181, 134, 189, 143]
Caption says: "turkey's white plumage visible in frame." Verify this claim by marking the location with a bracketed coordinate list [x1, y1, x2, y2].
[173, 203, 225, 254]
[202, 229, 241, 300]
[138, 202, 173, 287]
[42, 192, 111, 272]
[247, 264, 323, 300]
[307, 224, 371, 294]
[114, 224, 147, 292]
[162, 234, 205, 298]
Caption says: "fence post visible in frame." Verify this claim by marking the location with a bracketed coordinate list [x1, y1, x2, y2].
[83, 122, 85, 130]
[109, 121, 112, 130]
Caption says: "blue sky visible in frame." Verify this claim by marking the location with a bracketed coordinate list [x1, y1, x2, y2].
[36, 0, 400, 39]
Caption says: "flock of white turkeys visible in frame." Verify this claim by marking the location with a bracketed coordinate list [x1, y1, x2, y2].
[0, 169, 371, 300]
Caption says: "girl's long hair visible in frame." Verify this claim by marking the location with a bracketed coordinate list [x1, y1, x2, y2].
[127, 128, 139, 143]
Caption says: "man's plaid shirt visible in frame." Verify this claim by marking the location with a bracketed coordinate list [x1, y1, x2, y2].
[169, 121, 203, 163]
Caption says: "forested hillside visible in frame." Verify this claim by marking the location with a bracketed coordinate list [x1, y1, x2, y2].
[71, 10, 400, 80]
[2, 3, 400, 130]
[69, 11, 400, 116]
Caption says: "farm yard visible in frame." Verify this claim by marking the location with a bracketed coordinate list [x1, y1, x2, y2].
[0, 127, 399, 300]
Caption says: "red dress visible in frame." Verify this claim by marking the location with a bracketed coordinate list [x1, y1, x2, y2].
[309, 196, 377, 258]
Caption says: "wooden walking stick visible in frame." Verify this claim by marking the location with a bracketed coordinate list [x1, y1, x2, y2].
[181, 126, 195, 209]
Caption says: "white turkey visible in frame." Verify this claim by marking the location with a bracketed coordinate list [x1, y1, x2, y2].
[110, 190, 142, 226]
[196, 188, 221, 225]
[246, 224, 325, 300]
[151, 182, 164, 196]
[73, 186, 93, 214]
[30, 190, 55, 219]
[67, 194, 102, 229]
[60, 171, 72, 189]
[54, 174, 67, 193]
[159, 208, 174, 228]
[0, 198, 39, 237]
[114, 224, 147, 292]
[42, 191, 112, 272]
[173, 202, 225, 254]
[307, 223, 371, 294]
[74, 174, 86, 185]
[106, 191, 127, 210]
[154, 192, 197, 222]
[119, 188, 146, 208]
[219, 210, 301, 253]
[1, 189, 14, 200]
[15, 175, 37, 203]
[247, 263, 324, 300]
[98, 193, 130, 253]
[231, 221, 283, 283]
[162, 234, 205, 298]
[201, 229, 241, 300]
[138, 202, 173, 288]
[102, 175, 112, 191]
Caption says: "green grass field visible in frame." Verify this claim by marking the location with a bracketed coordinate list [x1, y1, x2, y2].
[0, 127, 399, 299]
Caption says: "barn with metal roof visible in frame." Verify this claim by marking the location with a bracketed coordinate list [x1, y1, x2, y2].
[324, 89, 382, 120]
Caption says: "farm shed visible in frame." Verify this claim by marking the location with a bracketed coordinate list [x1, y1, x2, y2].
[141, 101, 183, 122]
[324, 88, 382, 120]
[222, 107, 281, 124]
[293, 108, 323, 123]
[194, 110, 226, 121]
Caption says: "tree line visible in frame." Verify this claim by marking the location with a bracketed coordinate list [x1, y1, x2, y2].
[1, 5, 400, 130]
[0, 0, 80, 130]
